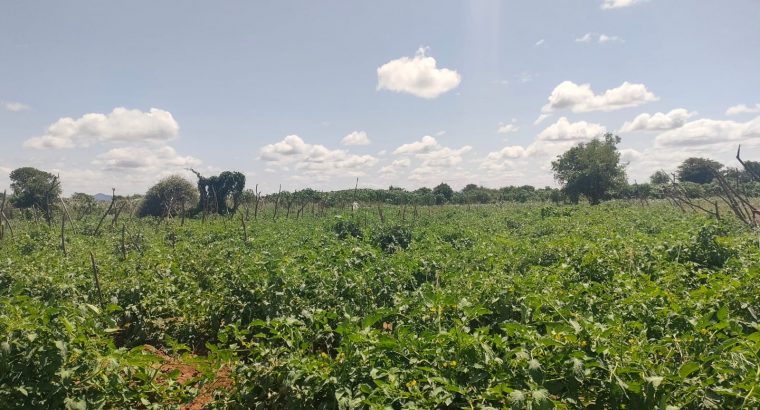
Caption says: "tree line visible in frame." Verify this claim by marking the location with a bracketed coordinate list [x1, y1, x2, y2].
[2, 135, 759, 223]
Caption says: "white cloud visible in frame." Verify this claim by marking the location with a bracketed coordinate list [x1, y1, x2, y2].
[726, 104, 760, 116]
[94, 145, 201, 171]
[393, 135, 440, 155]
[416, 146, 472, 168]
[577, 33, 623, 44]
[539, 81, 658, 121]
[481, 117, 607, 173]
[259, 135, 377, 179]
[601, 0, 646, 9]
[620, 108, 695, 132]
[654, 115, 760, 148]
[535, 39, 545, 47]
[341, 131, 371, 146]
[24, 107, 179, 149]
[379, 158, 411, 174]
[377, 47, 461, 99]
[3, 101, 30, 112]
[598, 34, 623, 44]
[389, 135, 473, 184]
[537, 117, 607, 142]
[497, 123, 519, 134]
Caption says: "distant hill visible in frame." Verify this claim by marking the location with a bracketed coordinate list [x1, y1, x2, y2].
[93, 193, 112, 202]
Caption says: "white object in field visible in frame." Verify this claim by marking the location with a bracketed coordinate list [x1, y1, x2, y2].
[352, 202, 359, 211]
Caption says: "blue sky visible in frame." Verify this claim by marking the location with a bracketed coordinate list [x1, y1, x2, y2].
[1, 0, 759, 194]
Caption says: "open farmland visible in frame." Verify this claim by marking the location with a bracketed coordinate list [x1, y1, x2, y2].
[2, 202, 760, 409]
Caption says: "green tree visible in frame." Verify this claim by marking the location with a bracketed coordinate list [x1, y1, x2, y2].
[676, 157, 723, 184]
[551, 134, 627, 205]
[650, 170, 671, 185]
[190, 170, 246, 214]
[432, 183, 454, 204]
[9, 167, 61, 223]
[138, 175, 199, 217]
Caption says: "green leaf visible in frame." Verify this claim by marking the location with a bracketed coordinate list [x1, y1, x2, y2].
[679, 362, 700, 379]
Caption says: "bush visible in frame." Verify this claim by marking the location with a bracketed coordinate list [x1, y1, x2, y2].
[137, 175, 198, 217]
[333, 217, 363, 239]
[372, 225, 412, 253]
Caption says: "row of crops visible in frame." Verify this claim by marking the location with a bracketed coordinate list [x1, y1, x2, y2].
[1, 202, 760, 408]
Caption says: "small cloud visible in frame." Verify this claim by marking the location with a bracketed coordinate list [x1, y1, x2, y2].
[341, 131, 371, 146]
[601, 0, 647, 10]
[620, 108, 695, 132]
[576, 33, 624, 44]
[377, 47, 461, 99]
[575, 33, 593, 43]
[535, 39, 545, 47]
[393, 135, 439, 155]
[726, 103, 760, 116]
[435, 130, 447, 136]
[497, 122, 519, 134]
[3, 101, 30, 112]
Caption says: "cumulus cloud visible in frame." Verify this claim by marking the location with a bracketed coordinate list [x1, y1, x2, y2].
[377, 48, 461, 99]
[379, 158, 411, 174]
[390, 135, 473, 183]
[537, 117, 607, 142]
[3, 101, 30, 112]
[539, 81, 658, 122]
[620, 108, 695, 132]
[481, 117, 607, 172]
[655, 116, 760, 148]
[601, 0, 647, 9]
[393, 135, 440, 155]
[24, 107, 179, 149]
[93, 145, 200, 171]
[341, 131, 371, 146]
[726, 104, 760, 116]
[259, 135, 377, 178]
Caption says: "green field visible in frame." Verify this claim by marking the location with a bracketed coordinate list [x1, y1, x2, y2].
[2, 203, 760, 409]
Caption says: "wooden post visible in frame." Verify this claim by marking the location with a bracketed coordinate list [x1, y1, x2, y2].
[121, 225, 127, 260]
[59, 197, 77, 233]
[241, 213, 248, 242]
[0, 190, 6, 240]
[253, 184, 260, 220]
[352, 177, 358, 213]
[60, 211, 67, 257]
[273, 184, 281, 220]
[89, 252, 104, 308]
[111, 201, 126, 229]
[94, 188, 116, 235]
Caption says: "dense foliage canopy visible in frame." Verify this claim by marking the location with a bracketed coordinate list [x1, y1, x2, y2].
[1, 203, 759, 408]
[8, 167, 61, 223]
[137, 175, 199, 217]
[677, 157, 724, 184]
[551, 134, 626, 205]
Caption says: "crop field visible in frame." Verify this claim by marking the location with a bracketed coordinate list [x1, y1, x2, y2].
[1, 202, 760, 409]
